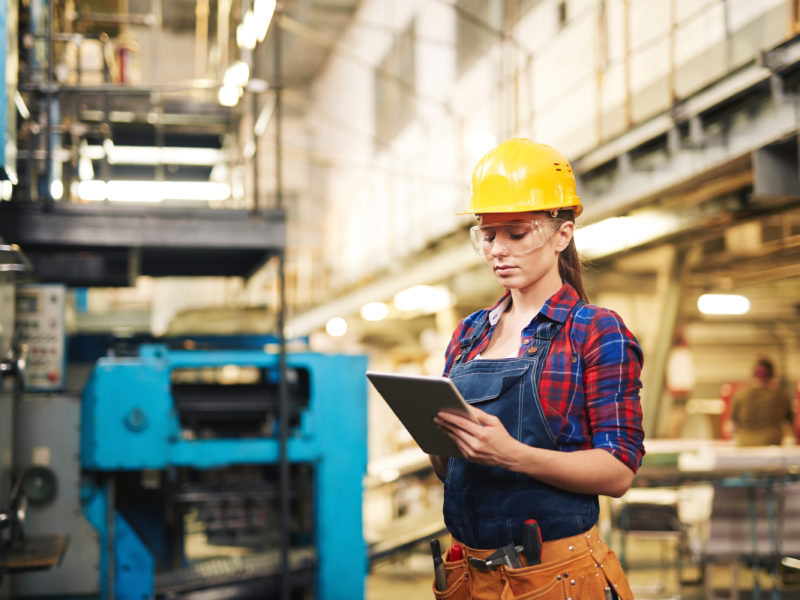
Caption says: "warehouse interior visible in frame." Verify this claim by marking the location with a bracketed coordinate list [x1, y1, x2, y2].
[1, 0, 800, 598]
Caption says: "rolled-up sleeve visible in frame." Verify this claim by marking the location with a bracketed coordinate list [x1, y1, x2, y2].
[583, 310, 645, 472]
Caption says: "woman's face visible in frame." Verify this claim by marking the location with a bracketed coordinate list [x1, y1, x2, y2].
[477, 211, 573, 293]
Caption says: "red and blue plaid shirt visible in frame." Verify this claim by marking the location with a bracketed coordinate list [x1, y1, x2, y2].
[443, 282, 645, 472]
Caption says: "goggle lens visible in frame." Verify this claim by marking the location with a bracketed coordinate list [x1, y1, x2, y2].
[469, 220, 552, 256]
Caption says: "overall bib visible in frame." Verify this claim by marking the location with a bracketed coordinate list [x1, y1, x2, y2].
[433, 305, 634, 599]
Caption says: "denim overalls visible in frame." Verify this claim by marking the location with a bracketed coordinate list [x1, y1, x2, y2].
[443, 302, 599, 549]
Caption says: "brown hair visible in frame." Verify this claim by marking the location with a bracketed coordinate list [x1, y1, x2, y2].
[554, 210, 589, 302]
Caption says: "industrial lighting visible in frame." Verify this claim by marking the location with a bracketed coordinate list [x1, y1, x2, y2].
[14, 92, 30, 120]
[1, 180, 13, 201]
[361, 302, 389, 321]
[218, 84, 242, 107]
[253, 0, 276, 42]
[465, 128, 496, 160]
[77, 180, 231, 203]
[50, 180, 64, 200]
[223, 61, 250, 88]
[575, 212, 679, 259]
[236, 22, 257, 49]
[325, 317, 348, 337]
[254, 98, 276, 137]
[697, 294, 750, 315]
[84, 145, 225, 166]
[393, 285, 451, 313]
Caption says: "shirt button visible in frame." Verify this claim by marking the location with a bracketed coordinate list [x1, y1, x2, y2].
[527, 346, 538, 355]
[522, 338, 530, 345]
[571, 354, 578, 363]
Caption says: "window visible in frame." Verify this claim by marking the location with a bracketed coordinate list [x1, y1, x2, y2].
[374, 20, 416, 149]
[456, 0, 505, 75]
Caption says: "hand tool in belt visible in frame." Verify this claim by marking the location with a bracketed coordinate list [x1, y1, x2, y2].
[468, 543, 524, 570]
[430, 539, 447, 591]
[522, 519, 543, 565]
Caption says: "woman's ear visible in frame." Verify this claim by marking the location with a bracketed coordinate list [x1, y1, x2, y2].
[554, 221, 573, 253]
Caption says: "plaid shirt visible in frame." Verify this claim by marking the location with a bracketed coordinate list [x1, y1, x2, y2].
[443, 282, 645, 472]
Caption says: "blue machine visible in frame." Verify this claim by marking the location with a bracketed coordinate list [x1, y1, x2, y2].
[78, 344, 367, 599]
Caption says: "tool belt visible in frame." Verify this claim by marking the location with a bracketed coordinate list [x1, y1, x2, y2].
[432, 526, 633, 600]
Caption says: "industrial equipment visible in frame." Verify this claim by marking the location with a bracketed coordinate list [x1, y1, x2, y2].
[9, 342, 368, 599]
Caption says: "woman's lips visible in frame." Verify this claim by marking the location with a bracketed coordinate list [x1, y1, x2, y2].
[493, 264, 516, 274]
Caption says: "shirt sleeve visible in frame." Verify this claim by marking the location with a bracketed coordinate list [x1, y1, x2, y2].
[582, 309, 645, 472]
[442, 317, 470, 377]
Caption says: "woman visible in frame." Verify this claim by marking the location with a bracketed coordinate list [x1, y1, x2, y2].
[429, 139, 645, 599]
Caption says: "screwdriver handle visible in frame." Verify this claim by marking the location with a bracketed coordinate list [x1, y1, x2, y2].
[522, 519, 543, 566]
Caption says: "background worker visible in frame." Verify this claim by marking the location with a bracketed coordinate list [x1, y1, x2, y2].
[428, 139, 645, 599]
[730, 357, 794, 446]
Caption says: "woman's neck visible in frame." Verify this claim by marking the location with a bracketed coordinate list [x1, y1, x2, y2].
[507, 272, 563, 318]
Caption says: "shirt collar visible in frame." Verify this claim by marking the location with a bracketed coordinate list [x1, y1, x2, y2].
[487, 283, 580, 327]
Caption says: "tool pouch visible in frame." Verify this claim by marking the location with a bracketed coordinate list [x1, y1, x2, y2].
[500, 548, 629, 599]
[433, 534, 633, 600]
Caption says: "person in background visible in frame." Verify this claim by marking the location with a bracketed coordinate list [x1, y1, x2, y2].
[730, 357, 793, 447]
[428, 138, 644, 600]
[665, 329, 695, 438]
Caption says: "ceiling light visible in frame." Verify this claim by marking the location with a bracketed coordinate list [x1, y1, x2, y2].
[77, 180, 230, 203]
[575, 212, 679, 259]
[393, 285, 451, 313]
[224, 61, 250, 88]
[50, 180, 64, 200]
[465, 128, 496, 159]
[237, 12, 257, 49]
[218, 84, 242, 107]
[361, 302, 389, 321]
[697, 294, 750, 315]
[254, 0, 276, 42]
[87, 145, 225, 166]
[325, 317, 348, 337]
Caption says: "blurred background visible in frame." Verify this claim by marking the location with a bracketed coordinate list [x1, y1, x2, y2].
[1, 0, 800, 598]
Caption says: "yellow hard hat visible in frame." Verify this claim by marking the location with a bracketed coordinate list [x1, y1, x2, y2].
[462, 138, 583, 217]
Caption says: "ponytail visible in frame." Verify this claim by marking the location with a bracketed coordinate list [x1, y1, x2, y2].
[554, 210, 589, 303]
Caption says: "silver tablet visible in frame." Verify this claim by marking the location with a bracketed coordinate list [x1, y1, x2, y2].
[366, 371, 477, 457]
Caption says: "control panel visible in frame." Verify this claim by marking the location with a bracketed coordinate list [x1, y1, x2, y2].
[16, 284, 66, 390]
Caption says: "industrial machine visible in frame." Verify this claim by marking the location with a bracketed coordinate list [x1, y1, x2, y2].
[9, 341, 368, 599]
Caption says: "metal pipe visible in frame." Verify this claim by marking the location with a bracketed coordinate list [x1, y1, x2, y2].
[195, 0, 209, 79]
[106, 475, 116, 600]
[274, 9, 290, 600]
[44, 0, 54, 211]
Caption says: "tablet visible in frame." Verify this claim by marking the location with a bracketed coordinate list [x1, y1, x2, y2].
[366, 371, 477, 457]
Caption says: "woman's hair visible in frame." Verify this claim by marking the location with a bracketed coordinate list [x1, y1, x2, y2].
[554, 210, 588, 302]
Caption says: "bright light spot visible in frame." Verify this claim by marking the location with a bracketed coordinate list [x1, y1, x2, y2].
[380, 468, 400, 483]
[224, 61, 250, 88]
[253, 0, 276, 42]
[77, 180, 230, 202]
[237, 12, 257, 49]
[697, 294, 750, 315]
[361, 302, 389, 321]
[218, 85, 242, 107]
[325, 317, 348, 337]
[393, 285, 451, 313]
[1, 180, 13, 200]
[50, 179, 64, 200]
[466, 129, 496, 159]
[575, 212, 679, 259]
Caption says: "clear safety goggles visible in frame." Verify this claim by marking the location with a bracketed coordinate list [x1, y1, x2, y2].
[469, 219, 556, 257]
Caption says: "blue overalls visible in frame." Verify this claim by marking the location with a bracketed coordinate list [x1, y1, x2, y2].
[443, 304, 599, 549]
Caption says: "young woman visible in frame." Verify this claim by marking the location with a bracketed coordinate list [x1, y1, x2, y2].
[429, 139, 645, 599]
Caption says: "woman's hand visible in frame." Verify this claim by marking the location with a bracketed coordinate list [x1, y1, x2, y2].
[435, 405, 635, 497]
[434, 406, 521, 469]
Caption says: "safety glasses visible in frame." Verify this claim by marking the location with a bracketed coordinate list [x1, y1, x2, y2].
[469, 219, 556, 257]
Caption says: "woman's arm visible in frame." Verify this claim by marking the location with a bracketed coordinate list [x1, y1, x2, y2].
[434, 407, 634, 497]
